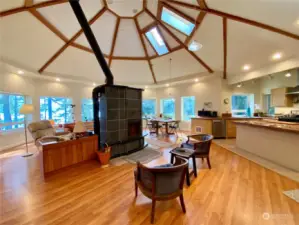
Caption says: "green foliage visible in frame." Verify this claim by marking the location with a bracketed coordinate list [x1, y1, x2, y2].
[182, 96, 195, 121]
[161, 98, 175, 119]
[142, 99, 156, 117]
[82, 98, 93, 121]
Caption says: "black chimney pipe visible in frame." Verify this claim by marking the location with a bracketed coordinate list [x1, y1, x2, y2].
[69, 0, 114, 85]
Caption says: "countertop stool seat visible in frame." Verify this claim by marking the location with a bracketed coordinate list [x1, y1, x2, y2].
[170, 148, 197, 186]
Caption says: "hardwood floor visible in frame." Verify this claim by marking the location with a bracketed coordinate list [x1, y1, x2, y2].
[0, 133, 298, 225]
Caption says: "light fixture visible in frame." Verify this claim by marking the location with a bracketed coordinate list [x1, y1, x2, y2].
[145, 86, 148, 89]
[243, 65, 250, 71]
[17, 70, 24, 75]
[285, 73, 291, 77]
[166, 84, 170, 87]
[56, 78, 60, 82]
[93, 83, 96, 86]
[237, 83, 242, 88]
[272, 52, 282, 60]
[188, 41, 203, 52]
[195, 78, 199, 82]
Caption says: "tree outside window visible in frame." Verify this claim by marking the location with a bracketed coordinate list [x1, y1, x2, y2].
[231, 94, 254, 117]
[82, 98, 93, 121]
[142, 99, 156, 118]
[40, 97, 73, 124]
[161, 98, 175, 119]
[0, 93, 25, 131]
[181, 96, 195, 121]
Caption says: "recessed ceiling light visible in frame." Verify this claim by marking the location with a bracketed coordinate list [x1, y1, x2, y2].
[145, 86, 148, 89]
[166, 84, 169, 87]
[195, 78, 199, 82]
[272, 52, 282, 60]
[93, 83, 96, 86]
[17, 70, 24, 75]
[295, 19, 299, 26]
[188, 41, 203, 52]
[243, 65, 250, 71]
[237, 84, 242, 88]
[56, 78, 60, 82]
[285, 73, 291, 77]
[132, 9, 138, 14]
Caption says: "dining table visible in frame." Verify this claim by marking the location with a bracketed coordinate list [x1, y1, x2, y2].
[150, 118, 178, 136]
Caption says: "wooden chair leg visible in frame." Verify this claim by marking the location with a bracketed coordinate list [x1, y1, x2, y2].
[179, 194, 186, 213]
[151, 199, 156, 224]
[192, 155, 197, 177]
[135, 181, 138, 197]
[207, 157, 211, 169]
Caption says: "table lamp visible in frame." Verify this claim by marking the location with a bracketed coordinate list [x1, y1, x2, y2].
[73, 121, 87, 138]
[19, 104, 34, 157]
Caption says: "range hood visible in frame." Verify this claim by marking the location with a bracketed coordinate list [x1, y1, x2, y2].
[286, 68, 299, 95]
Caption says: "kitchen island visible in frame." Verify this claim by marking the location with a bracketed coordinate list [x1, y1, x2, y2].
[235, 120, 299, 172]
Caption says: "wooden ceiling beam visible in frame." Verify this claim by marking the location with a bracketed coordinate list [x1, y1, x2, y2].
[134, 17, 157, 83]
[149, 45, 183, 60]
[223, 17, 227, 80]
[108, 17, 121, 67]
[184, 12, 206, 45]
[0, 0, 68, 17]
[24, 0, 34, 7]
[145, 9, 213, 73]
[164, 0, 299, 41]
[29, 9, 68, 43]
[39, 7, 107, 73]
[197, 0, 208, 9]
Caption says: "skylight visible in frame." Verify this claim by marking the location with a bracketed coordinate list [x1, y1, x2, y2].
[161, 7, 195, 36]
[145, 27, 169, 55]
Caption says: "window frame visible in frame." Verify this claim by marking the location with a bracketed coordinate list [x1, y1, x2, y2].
[160, 5, 196, 36]
[142, 22, 170, 56]
[39, 96, 73, 124]
[142, 98, 157, 118]
[0, 92, 26, 133]
[181, 96, 196, 121]
[160, 98, 176, 120]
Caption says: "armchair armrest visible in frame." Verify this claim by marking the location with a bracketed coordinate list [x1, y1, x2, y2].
[186, 134, 204, 143]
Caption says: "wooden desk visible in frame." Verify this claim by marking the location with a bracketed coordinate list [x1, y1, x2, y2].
[38, 135, 98, 176]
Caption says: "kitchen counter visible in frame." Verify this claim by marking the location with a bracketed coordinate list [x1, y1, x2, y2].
[234, 120, 299, 134]
[235, 120, 299, 172]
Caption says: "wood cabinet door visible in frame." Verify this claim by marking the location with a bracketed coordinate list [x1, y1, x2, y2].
[271, 88, 289, 107]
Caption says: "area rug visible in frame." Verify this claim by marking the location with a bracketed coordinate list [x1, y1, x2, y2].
[283, 189, 299, 203]
[124, 147, 162, 164]
[145, 138, 175, 148]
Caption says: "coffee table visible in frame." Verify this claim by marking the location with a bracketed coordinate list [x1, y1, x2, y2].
[170, 147, 197, 186]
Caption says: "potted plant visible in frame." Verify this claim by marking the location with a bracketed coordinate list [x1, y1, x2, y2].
[97, 143, 111, 167]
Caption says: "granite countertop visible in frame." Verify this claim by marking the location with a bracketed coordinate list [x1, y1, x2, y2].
[234, 120, 299, 134]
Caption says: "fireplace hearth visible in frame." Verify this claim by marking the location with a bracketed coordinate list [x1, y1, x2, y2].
[93, 85, 145, 158]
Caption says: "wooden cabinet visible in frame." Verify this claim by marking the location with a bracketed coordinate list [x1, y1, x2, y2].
[271, 88, 293, 107]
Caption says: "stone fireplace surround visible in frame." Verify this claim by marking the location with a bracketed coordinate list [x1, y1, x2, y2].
[93, 85, 145, 158]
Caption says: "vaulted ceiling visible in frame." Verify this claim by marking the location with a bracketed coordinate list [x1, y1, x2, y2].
[1, 0, 299, 86]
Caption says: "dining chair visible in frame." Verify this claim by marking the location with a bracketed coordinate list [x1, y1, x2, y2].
[180, 134, 213, 169]
[168, 120, 180, 135]
[134, 156, 188, 223]
[148, 121, 163, 135]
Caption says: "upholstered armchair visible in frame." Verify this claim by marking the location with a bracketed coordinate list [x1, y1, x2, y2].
[134, 156, 188, 224]
[27, 120, 69, 144]
[181, 134, 214, 169]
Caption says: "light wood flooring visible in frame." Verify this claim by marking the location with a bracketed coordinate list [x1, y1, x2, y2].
[0, 133, 298, 225]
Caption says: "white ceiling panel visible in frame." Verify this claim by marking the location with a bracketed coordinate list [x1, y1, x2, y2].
[193, 14, 223, 72]
[37, 0, 103, 39]
[147, 0, 158, 17]
[227, 20, 299, 76]
[114, 19, 145, 57]
[137, 12, 155, 29]
[167, 2, 200, 21]
[46, 46, 106, 82]
[75, 11, 117, 55]
[143, 35, 156, 57]
[108, 0, 142, 17]
[151, 49, 206, 81]
[111, 60, 153, 84]
[0, 12, 64, 70]
[206, 0, 299, 35]
[158, 25, 180, 49]
[0, 0, 24, 11]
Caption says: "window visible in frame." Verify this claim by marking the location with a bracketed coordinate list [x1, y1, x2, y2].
[161, 7, 195, 36]
[264, 94, 275, 115]
[142, 99, 156, 117]
[161, 98, 175, 119]
[0, 93, 25, 131]
[40, 97, 73, 124]
[145, 27, 169, 55]
[82, 98, 93, 122]
[231, 94, 254, 117]
[181, 96, 195, 121]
